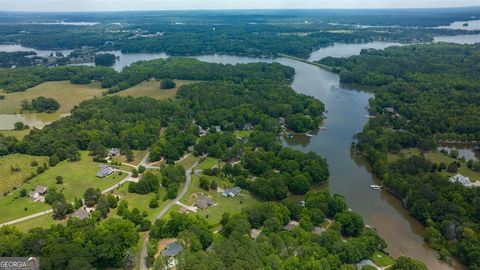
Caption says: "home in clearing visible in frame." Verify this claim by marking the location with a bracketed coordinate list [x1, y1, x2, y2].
[108, 148, 120, 158]
[194, 195, 215, 210]
[222, 186, 241, 197]
[162, 241, 184, 269]
[449, 174, 473, 188]
[283, 220, 300, 232]
[72, 207, 90, 220]
[29, 185, 48, 202]
[96, 164, 114, 178]
[250, 228, 262, 240]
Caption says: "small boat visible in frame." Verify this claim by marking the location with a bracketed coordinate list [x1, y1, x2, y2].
[305, 133, 314, 137]
[287, 134, 294, 138]
[370, 184, 382, 190]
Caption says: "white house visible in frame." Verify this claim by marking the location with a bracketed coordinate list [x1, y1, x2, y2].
[449, 174, 473, 188]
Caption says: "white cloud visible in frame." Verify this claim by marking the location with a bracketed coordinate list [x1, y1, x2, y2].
[0, 0, 478, 11]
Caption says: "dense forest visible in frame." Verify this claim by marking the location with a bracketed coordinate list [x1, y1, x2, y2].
[0, 55, 409, 270]
[322, 43, 480, 268]
[1, 9, 478, 59]
[0, 57, 293, 93]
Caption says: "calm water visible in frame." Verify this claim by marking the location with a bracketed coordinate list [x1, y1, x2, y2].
[0, 39, 471, 268]
[434, 34, 480, 44]
[195, 42, 463, 269]
[437, 20, 480, 31]
[308, 41, 401, 61]
[0, 44, 73, 57]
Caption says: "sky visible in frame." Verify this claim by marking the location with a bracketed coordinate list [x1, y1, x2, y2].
[0, 0, 479, 12]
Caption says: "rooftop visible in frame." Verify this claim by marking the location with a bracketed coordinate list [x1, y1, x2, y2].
[162, 242, 183, 257]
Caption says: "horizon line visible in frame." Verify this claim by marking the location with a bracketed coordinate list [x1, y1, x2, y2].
[1, 6, 479, 13]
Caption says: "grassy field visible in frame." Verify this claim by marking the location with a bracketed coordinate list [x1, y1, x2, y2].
[113, 80, 196, 100]
[0, 81, 104, 114]
[388, 148, 480, 181]
[112, 150, 148, 166]
[0, 151, 122, 224]
[0, 154, 49, 195]
[176, 154, 200, 170]
[234, 130, 252, 139]
[13, 213, 60, 232]
[371, 251, 395, 267]
[110, 180, 170, 221]
[196, 157, 219, 170]
[0, 129, 30, 139]
[180, 174, 259, 225]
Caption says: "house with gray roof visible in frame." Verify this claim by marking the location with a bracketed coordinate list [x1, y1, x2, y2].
[162, 241, 183, 257]
[96, 164, 114, 178]
[108, 148, 120, 157]
[73, 207, 90, 220]
[222, 186, 241, 197]
[194, 195, 215, 210]
[29, 185, 48, 202]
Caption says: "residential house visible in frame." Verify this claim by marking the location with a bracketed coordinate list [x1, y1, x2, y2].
[449, 174, 473, 188]
[73, 207, 90, 220]
[194, 195, 215, 210]
[250, 229, 262, 240]
[384, 107, 395, 114]
[162, 241, 183, 257]
[222, 186, 241, 197]
[29, 185, 48, 202]
[108, 148, 120, 157]
[243, 123, 254, 130]
[283, 220, 300, 232]
[96, 164, 114, 178]
[214, 126, 222, 133]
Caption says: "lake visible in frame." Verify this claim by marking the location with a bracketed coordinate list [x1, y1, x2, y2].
[0, 44, 73, 57]
[194, 42, 464, 269]
[434, 34, 480, 44]
[0, 38, 472, 269]
[437, 20, 480, 31]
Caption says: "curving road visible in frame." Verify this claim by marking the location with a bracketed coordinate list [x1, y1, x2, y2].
[139, 161, 198, 270]
[0, 170, 132, 227]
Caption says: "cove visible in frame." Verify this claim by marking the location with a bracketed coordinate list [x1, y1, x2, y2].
[194, 42, 464, 269]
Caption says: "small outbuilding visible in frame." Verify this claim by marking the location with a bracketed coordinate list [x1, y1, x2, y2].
[250, 229, 262, 240]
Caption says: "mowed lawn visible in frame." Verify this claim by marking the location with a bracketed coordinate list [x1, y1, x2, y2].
[176, 154, 200, 170]
[0, 154, 49, 195]
[112, 150, 148, 166]
[181, 174, 259, 225]
[0, 81, 104, 114]
[110, 182, 170, 221]
[196, 157, 219, 170]
[388, 148, 480, 181]
[113, 80, 196, 100]
[0, 151, 122, 224]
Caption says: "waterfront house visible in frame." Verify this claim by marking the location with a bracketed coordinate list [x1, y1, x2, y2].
[449, 174, 473, 188]
[356, 259, 381, 270]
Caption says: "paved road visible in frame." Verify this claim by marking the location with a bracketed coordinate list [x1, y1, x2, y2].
[139, 161, 198, 270]
[138, 152, 160, 170]
[0, 170, 133, 227]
